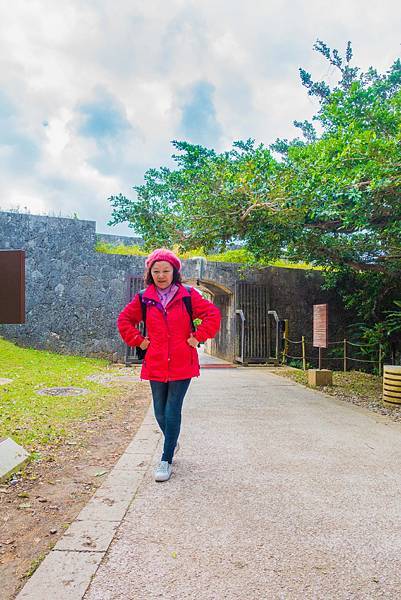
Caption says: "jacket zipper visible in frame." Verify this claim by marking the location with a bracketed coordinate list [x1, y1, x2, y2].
[164, 308, 171, 379]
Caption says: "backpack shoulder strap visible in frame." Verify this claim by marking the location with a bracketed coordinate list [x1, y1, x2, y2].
[138, 289, 147, 324]
[182, 285, 195, 332]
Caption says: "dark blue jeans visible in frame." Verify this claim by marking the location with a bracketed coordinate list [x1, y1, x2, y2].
[150, 379, 191, 464]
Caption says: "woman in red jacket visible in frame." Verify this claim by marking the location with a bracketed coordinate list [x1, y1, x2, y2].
[117, 248, 221, 482]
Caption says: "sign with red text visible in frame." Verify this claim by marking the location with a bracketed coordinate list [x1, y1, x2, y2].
[313, 304, 328, 348]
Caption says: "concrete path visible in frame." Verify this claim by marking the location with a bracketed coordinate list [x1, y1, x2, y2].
[18, 369, 401, 599]
[198, 347, 234, 366]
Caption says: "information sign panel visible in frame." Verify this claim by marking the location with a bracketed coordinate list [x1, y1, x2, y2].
[313, 303, 328, 348]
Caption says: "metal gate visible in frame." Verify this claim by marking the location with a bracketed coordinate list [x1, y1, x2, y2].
[124, 275, 145, 365]
[235, 282, 279, 364]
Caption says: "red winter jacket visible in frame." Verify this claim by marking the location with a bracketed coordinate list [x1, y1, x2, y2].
[117, 283, 221, 382]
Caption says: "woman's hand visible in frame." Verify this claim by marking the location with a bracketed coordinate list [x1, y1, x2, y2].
[187, 334, 199, 348]
[139, 337, 150, 350]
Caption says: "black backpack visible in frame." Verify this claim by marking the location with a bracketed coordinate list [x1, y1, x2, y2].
[136, 285, 195, 360]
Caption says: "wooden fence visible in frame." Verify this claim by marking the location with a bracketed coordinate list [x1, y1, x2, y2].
[282, 335, 385, 375]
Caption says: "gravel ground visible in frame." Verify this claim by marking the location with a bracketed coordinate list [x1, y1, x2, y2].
[83, 368, 401, 600]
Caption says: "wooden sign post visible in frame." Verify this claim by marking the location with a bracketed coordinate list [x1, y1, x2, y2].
[308, 303, 332, 387]
[0, 250, 26, 324]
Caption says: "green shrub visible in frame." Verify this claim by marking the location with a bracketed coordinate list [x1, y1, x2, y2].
[95, 242, 319, 269]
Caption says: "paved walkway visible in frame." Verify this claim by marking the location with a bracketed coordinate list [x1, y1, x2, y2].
[198, 347, 234, 366]
[18, 369, 401, 599]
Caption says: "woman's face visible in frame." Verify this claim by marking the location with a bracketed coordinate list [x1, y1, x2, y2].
[151, 261, 174, 289]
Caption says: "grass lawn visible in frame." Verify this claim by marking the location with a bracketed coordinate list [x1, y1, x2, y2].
[0, 337, 150, 598]
[0, 337, 123, 450]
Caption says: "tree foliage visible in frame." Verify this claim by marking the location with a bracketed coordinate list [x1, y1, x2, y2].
[109, 41, 401, 336]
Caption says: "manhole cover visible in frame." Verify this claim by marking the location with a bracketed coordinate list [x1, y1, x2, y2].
[36, 387, 90, 397]
[0, 378, 13, 385]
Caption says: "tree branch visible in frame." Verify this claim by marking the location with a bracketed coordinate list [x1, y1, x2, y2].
[313, 247, 389, 273]
[239, 198, 289, 221]
[375, 254, 401, 261]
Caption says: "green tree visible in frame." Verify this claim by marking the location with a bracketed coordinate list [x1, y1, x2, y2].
[109, 139, 278, 252]
[109, 41, 401, 342]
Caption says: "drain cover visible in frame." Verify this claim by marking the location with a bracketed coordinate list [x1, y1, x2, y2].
[36, 387, 90, 397]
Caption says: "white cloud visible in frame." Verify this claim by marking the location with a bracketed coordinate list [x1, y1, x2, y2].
[0, 0, 400, 235]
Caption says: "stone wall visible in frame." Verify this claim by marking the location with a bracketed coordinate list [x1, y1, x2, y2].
[0, 211, 349, 362]
[0, 212, 145, 361]
[96, 233, 143, 247]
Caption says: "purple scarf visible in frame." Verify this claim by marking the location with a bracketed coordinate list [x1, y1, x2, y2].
[155, 283, 179, 308]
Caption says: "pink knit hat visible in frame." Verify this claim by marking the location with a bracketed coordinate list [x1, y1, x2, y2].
[145, 248, 182, 271]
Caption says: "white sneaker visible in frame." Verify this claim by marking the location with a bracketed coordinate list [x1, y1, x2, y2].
[174, 442, 180, 456]
[154, 460, 172, 482]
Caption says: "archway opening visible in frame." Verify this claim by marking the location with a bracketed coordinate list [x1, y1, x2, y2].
[183, 277, 234, 362]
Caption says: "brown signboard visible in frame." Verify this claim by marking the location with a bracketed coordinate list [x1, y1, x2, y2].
[313, 303, 328, 348]
[0, 250, 26, 324]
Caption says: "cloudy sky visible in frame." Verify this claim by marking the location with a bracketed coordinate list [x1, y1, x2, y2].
[0, 0, 400, 235]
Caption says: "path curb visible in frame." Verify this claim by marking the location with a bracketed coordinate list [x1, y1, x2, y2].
[16, 405, 160, 600]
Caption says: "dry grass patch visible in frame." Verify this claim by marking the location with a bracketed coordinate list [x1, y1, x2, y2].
[270, 367, 401, 421]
